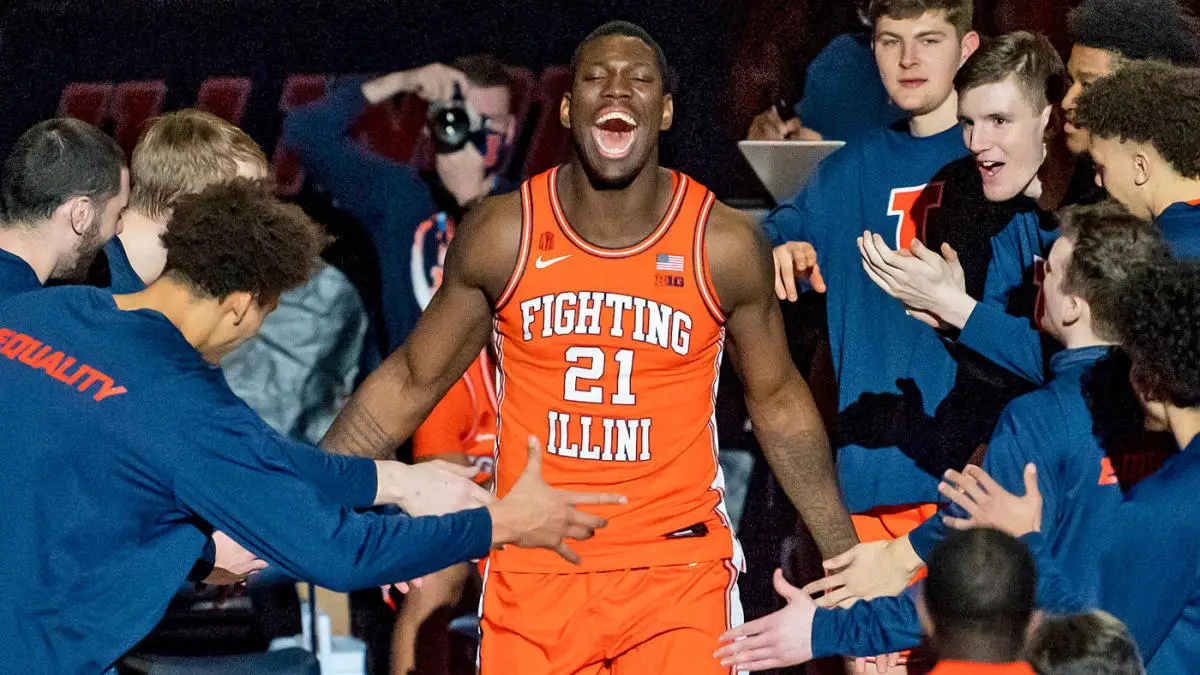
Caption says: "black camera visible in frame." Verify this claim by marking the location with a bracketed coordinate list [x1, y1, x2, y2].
[427, 83, 472, 153]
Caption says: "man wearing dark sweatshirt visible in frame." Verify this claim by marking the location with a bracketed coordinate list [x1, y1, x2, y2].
[0, 180, 619, 674]
[0, 119, 128, 302]
[283, 57, 518, 357]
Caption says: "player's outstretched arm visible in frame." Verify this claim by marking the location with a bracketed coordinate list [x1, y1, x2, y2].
[707, 203, 858, 558]
[322, 194, 521, 459]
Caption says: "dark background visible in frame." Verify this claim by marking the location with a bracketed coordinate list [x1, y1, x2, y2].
[0, 0, 1106, 201]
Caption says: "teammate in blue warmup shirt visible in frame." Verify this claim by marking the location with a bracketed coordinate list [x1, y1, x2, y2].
[715, 203, 1176, 670]
[762, 0, 980, 525]
[943, 259, 1200, 674]
[0, 180, 618, 674]
[0, 119, 128, 302]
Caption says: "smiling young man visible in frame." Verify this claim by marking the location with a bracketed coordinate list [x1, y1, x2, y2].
[320, 20, 856, 675]
[757, 2, 979, 577]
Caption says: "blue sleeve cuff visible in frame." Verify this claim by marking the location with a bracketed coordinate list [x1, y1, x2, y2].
[906, 516, 945, 562]
[465, 506, 494, 561]
[810, 589, 924, 658]
[344, 457, 379, 509]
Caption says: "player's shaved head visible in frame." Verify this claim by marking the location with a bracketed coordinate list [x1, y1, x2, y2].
[571, 21, 677, 95]
[925, 529, 1036, 657]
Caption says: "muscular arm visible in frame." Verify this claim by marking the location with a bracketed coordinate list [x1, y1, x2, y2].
[321, 194, 521, 458]
[708, 203, 858, 557]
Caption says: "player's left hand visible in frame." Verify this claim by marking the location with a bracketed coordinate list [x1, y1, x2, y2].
[715, 569, 817, 670]
[802, 537, 923, 608]
[940, 463, 1042, 538]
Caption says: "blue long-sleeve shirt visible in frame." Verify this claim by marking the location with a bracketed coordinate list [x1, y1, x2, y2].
[283, 78, 444, 355]
[955, 210, 1059, 384]
[0, 248, 40, 301]
[959, 201, 1200, 385]
[760, 124, 970, 511]
[1024, 436, 1200, 674]
[811, 348, 1179, 663]
[793, 33, 904, 143]
[0, 287, 492, 674]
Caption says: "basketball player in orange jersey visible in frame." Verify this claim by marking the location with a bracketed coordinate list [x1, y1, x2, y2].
[322, 21, 858, 674]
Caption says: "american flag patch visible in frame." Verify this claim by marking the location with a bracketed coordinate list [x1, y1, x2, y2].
[655, 253, 684, 271]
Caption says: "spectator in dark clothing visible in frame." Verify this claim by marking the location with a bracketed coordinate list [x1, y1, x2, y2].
[746, 1, 903, 143]
[283, 56, 519, 361]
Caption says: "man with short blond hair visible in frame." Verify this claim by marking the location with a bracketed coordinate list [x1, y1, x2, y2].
[103, 108, 270, 291]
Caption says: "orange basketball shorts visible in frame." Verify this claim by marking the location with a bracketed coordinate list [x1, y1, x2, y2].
[478, 559, 744, 675]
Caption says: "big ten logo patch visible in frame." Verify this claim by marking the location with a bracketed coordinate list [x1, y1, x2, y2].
[538, 231, 555, 252]
[888, 182, 945, 250]
[412, 213, 455, 311]
[655, 274, 685, 288]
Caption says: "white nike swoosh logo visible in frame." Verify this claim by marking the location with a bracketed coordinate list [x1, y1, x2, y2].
[534, 254, 571, 269]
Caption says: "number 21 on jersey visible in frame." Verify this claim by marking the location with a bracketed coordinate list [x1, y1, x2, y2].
[548, 346, 652, 463]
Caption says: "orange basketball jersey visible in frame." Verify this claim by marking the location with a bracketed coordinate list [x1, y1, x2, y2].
[490, 167, 740, 573]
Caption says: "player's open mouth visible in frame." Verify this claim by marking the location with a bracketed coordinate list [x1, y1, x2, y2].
[978, 160, 1005, 180]
[592, 110, 638, 159]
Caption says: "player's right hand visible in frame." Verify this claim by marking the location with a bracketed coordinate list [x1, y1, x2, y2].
[773, 241, 825, 301]
[398, 63, 470, 103]
[487, 436, 625, 564]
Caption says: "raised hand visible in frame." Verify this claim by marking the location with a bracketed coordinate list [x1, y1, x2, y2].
[858, 232, 971, 329]
[487, 436, 626, 564]
[940, 463, 1042, 538]
[773, 241, 826, 301]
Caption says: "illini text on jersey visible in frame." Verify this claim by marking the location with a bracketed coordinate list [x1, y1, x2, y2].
[517, 290, 695, 463]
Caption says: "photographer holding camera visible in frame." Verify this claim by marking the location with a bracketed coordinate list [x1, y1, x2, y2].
[284, 56, 518, 359]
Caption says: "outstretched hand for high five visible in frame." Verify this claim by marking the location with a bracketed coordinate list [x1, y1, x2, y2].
[715, 569, 818, 671]
[487, 436, 626, 564]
